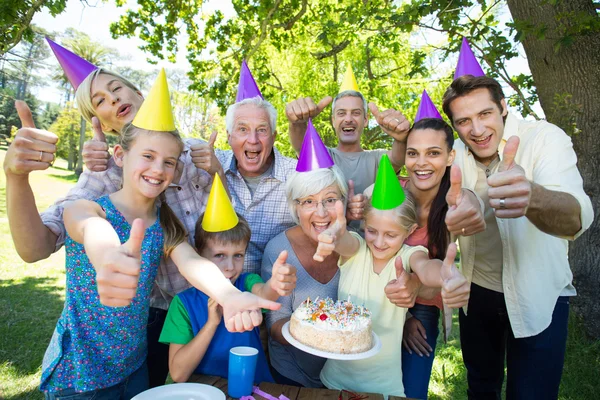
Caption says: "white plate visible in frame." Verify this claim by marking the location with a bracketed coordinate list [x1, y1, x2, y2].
[131, 383, 226, 400]
[282, 321, 381, 360]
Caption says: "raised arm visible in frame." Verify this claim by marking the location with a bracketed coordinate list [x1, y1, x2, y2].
[285, 96, 333, 153]
[252, 250, 297, 301]
[64, 200, 146, 308]
[368, 102, 410, 170]
[4, 101, 59, 262]
[169, 242, 281, 333]
[488, 136, 586, 237]
[313, 200, 360, 262]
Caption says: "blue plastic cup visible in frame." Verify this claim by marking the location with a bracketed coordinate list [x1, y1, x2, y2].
[228, 346, 258, 398]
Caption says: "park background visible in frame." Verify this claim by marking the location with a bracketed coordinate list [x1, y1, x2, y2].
[1, 0, 599, 398]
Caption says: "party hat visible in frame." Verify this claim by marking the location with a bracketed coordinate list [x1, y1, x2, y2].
[236, 60, 263, 102]
[132, 69, 176, 131]
[371, 154, 405, 210]
[454, 37, 485, 80]
[202, 174, 239, 232]
[46, 37, 98, 90]
[339, 65, 359, 93]
[296, 119, 334, 172]
[414, 90, 443, 122]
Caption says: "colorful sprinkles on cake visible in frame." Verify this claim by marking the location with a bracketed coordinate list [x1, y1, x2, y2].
[297, 296, 371, 330]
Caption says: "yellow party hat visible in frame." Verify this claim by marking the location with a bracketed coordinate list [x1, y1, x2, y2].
[339, 64, 359, 93]
[132, 68, 176, 131]
[202, 174, 239, 232]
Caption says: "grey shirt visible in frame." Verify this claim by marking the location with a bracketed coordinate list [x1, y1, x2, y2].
[261, 230, 340, 388]
[328, 147, 388, 195]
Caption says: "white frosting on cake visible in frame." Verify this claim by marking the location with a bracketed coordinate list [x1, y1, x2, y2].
[289, 297, 373, 354]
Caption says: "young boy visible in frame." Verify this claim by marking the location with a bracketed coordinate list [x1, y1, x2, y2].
[159, 212, 297, 383]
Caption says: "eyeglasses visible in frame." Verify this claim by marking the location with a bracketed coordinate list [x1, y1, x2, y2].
[295, 198, 343, 211]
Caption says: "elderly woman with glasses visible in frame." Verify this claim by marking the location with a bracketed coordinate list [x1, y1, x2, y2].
[261, 165, 348, 388]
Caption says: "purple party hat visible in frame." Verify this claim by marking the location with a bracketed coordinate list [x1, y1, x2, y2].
[46, 37, 98, 90]
[454, 37, 485, 80]
[235, 60, 263, 102]
[296, 119, 334, 172]
[415, 90, 443, 122]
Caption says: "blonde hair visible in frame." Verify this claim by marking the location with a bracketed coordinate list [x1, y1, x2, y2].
[364, 190, 418, 232]
[75, 68, 141, 134]
[285, 166, 348, 224]
[119, 124, 186, 257]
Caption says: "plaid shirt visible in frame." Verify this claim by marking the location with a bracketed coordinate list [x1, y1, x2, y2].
[216, 148, 297, 274]
[40, 138, 212, 310]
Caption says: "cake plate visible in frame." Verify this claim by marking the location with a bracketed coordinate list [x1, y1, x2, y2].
[282, 321, 382, 360]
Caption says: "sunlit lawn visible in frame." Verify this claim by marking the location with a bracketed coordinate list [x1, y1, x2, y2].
[0, 147, 598, 399]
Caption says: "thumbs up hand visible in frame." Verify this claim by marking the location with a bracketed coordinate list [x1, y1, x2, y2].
[82, 117, 111, 172]
[95, 218, 146, 307]
[345, 180, 365, 221]
[445, 165, 486, 236]
[440, 243, 470, 309]
[4, 101, 58, 177]
[313, 200, 347, 262]
[368, 103, 410, 142]
[269, 250, 297, 297]
[286, 96, 332, 124]
[487, 136, 531, 218]
[191, 131, 221, 175]
[384, 256, 420, 308]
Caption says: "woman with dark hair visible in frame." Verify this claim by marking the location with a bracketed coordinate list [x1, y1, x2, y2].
[398, 117, 455, 399]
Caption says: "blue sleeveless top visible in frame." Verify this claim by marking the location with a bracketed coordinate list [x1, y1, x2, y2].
[178, 273, 274, 383]
[40, 195, 163, 393]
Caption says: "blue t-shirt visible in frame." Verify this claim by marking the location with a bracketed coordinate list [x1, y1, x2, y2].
[162, 273, 273, 383]
[40, 195, 163, 393]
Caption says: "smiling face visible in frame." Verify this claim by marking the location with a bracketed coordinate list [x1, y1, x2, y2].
[332, 95, 367, 146]
[227, 104, 276, 177]
[406, 128, 455, 193]
[200, 238, 247, 284]
[449, 88, 507, 166]
[364, 209, 414, 264]
[114, 131, 182, 200]
[296, 184, 343, 242]
[91, 73, 144, 133]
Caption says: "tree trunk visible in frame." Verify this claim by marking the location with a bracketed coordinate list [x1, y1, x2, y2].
[75, 117, 86, 177]
[506, 0, 600, 338]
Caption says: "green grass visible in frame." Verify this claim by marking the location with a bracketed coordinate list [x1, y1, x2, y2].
[1, 148, 599, 399]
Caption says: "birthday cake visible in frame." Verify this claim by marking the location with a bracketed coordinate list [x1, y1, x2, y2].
[289, 297, 372, 354]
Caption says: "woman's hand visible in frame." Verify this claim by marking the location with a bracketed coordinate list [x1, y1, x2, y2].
[313, 200, 347, 262]
[270, 250, 298, 297]
[402, 317, 433, 357]
[440, 243, 470, 308]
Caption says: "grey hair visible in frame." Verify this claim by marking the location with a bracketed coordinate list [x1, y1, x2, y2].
[285, 165, 349, 224]
[332, 90, 368, 117]
[75, 67, 141, 134]
[225, 96, 278, 134]
[364, 190, 418, 232]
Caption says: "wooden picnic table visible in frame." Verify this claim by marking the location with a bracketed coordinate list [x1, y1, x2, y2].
[189, 374, 412, 400]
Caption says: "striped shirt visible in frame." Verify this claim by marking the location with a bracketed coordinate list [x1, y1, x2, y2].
[40, 138, 212, 310]
[216, 148, 297, 274]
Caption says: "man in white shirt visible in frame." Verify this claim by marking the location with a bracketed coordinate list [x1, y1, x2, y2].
[442, 75, 594, 399]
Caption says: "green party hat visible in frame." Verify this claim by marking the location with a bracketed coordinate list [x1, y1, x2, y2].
[371, 154, 405, 210]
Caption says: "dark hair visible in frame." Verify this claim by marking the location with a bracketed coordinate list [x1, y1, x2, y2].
[120, 124, 186, 257]
[442, 75, 505, 124]
[408, 118, 454, 259]
[194, 213, 251, 253]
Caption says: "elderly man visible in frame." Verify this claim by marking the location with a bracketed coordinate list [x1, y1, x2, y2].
[213, 96, 297, 274]
[442, 75, 593, 399]
[285, 90, 410, 196]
